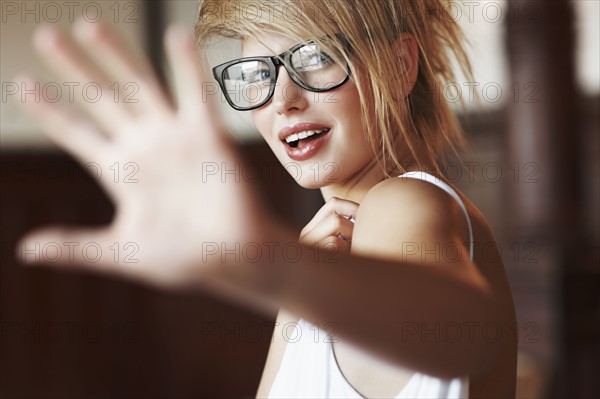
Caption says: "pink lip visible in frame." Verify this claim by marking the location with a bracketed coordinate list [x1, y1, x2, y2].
[277, 122, 332, 161]
[284, 130, 332, 161]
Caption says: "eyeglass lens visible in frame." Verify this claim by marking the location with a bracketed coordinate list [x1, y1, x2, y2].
[221, 42, 348, 109]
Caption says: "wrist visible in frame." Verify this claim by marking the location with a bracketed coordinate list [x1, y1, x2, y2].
[194, 214, 298, 315]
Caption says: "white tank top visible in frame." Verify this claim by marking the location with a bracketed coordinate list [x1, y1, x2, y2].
[268, 171, 473, 398]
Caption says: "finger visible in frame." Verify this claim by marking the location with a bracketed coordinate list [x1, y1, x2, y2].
[318, 236, 351, 255]
[16, 226, 119, 273]
[13, 74, 110, 163]
[300, 213, 355, 244]
[334, 237, 352, 252]
[16, 226, 165, 286]
[72, 18, 170, 115]
[336, 232, 352, 242]
[301, 210, 355, 242]
[32, 24, 132, 136]
[165, 25, 222, 127]
[302, 197, 359, 234]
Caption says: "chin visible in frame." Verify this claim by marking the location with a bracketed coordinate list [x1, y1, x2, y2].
[280, 159, 341, 189]
[293, 178, 327, 190]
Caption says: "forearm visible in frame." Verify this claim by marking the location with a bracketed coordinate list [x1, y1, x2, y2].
[199, 220, 501, 379]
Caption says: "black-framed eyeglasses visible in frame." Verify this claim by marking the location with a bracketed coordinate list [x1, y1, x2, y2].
[212, 34, 351, 111]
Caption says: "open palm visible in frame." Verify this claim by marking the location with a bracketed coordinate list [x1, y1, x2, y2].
[15, 20, 270, 288]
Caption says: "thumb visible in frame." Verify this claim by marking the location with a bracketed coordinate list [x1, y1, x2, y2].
[16, 226, 115, 272]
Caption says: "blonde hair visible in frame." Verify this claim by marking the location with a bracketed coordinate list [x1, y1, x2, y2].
[195, 0, 474, 178]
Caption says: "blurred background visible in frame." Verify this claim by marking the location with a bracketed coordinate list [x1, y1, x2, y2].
[1, 0, 598, 398]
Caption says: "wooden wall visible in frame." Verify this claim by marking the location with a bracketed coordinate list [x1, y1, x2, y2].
[0, 144, 324, 398]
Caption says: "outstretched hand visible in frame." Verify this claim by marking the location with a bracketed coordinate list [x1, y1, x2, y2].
[14, 20, 271, 288]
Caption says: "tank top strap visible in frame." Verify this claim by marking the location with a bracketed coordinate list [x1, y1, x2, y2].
[398, 171, 474, 262]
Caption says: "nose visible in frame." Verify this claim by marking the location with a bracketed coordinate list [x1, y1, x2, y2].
[271, 66, 309, 114]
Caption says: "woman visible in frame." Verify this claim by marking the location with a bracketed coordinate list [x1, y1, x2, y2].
[15, 0, 517, 397]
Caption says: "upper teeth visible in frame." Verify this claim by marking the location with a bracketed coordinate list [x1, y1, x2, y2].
[285, 129, 327, 143]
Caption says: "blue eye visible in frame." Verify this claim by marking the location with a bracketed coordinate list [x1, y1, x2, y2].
[313, 52, 333, 64]
[258, 70, 271, 80]
[293, 44, 335, 72]
[303, 52, 332, 67]
[243, 69, 271, 84]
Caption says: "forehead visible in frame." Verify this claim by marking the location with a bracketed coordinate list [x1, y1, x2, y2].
[241, 34, 303, 57]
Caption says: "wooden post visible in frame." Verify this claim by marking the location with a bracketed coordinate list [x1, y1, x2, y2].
[504, 0, 583, 396]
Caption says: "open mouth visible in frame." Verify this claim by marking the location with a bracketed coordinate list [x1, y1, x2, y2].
[284, 128, 331, 148]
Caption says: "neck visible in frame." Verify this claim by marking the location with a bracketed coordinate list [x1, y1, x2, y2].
[318, 147, 438, 204]
[319, 158, 386, 204]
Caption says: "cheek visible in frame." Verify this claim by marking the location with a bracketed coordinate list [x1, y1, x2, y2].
[335, 82, 363, 117]
[342, 80, 382, 144]
[332, 85, 367, 136]
[250, 110, 271, 141]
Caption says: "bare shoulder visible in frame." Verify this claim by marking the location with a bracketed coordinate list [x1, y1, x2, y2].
[358, 175, 467, 221]
[352, 176, 472, 264]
